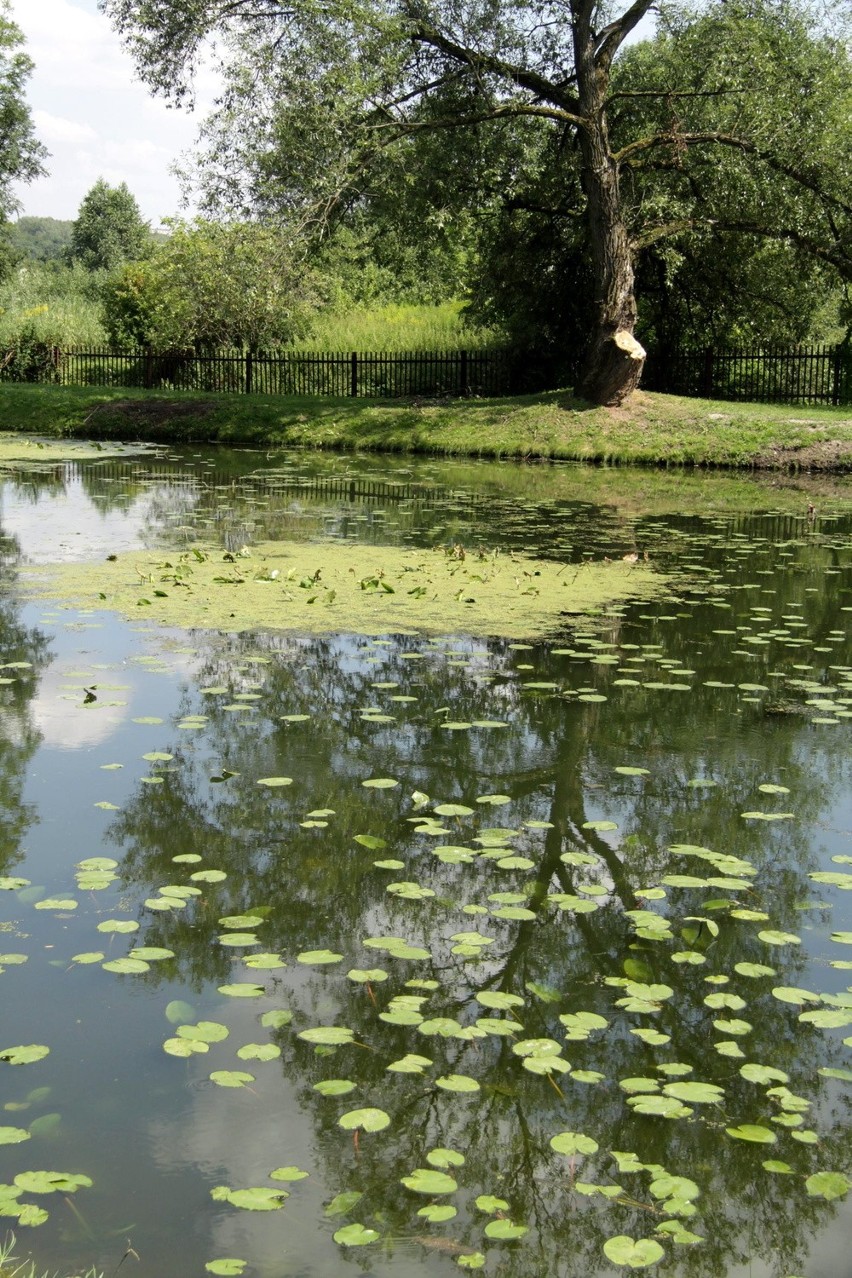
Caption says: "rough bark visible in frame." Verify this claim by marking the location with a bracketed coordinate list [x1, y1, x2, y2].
[572, 2, 646, 406]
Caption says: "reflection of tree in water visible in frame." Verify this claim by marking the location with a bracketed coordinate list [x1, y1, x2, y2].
[69, 453, 652, 561]
[104, 572, 851, 1276]
[0, 522, 52, 872]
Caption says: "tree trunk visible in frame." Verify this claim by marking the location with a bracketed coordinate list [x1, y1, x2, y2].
[573, 13, 645, 406]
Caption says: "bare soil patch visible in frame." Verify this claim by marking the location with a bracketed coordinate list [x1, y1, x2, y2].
[83, 397, 220, 437]
[753, 438, 852, 471]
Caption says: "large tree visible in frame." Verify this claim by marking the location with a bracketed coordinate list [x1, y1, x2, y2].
[103, 0, 849, 404]
[0, 1, 47, 278]
[465, 3, 851, 357]
[69, 178, 151, 272]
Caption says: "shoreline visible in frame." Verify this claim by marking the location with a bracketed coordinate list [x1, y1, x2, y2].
[1, 382, 851, 471]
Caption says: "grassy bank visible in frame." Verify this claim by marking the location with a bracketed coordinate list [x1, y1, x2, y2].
[1, 382, 851, 469]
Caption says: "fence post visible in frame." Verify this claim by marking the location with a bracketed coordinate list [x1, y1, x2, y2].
[51, 346, 61, 384]
[144, 346, 154, 389]
[459, 349, 468, 397]
[350, 351, 358, 398]
[702, 346, 714, 398]
[245, 350, 253, 396]
[835, 340, 852, 407]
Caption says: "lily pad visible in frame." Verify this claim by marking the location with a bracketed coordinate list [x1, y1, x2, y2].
[401, 1168, 458, 1195]
[0, 1045, 50, 1066]
[338, 1108, 390, 1132]
[603, 1236, 665, 1268]
[726, 1124, 776, 1143]
[333, 1223, 379, 1246]
[805, 1172, 850, 1201]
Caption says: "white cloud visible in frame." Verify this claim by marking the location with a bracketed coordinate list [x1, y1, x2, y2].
[8, 0, 218, 222]
[33, 110, 98, 146]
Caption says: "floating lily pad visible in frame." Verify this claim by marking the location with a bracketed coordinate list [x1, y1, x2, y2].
[97, 919, 139, 934]
[339, 1108, 389, 1132]
[210, 1071, 255, 1088]
[0, 1045, 50, 1066]
[0, 1126, 30, 1144]
[212, 1185, 287, 1211]
[14, 1171, 91, 1194]
[435, 1074, 480, 1093]
[269, 1165, 309, 1182]
[401, 1168, 457, 1194]
[726, 1124, 776, 1144]
[805, 1172, 850, 1201]
[550, 1131, 599, 1155]
[602, 1236, 665, 1268]
[485, 1219, 528, 1241]
[333, 1223, 379, 1246]
[314, 1079, 356, 1096]
[417, 1203, 457, 1222]
[295, 945, 346, 965]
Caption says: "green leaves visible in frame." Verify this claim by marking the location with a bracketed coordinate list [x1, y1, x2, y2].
[299, 1026, 354, 1046]
[603, 1236, 665, 1268]
[0, 1044, 50, 1065]
[550, 1131, 599, 1156]
[338, 1108, 390, 1132]
[401, 1168, 458, 1194]
[210, 1071, 255, 1088]
[211, 1185, 287, 1211]
[805, 1172, 851, 1201]
[725, 1124, 776, 1144]
[0, 1126, 31, 1144]
[333, 1223, 380, 1245]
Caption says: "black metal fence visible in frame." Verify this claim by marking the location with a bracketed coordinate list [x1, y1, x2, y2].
[0, 344, 529, 399]
[643, 343, 851, 407]
[1, 339, 849, 406]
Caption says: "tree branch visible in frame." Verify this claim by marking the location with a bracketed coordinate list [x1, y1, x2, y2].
[616, 130, 852, 216]
[594, 0, 656, 73]
[633, 216, 852, 278]
[409, 17, 583, 119]
[367, 101, 582, 132]
[606, 86, 752, 104]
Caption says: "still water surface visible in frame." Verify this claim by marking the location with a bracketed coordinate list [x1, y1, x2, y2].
[0, 448, 850, 1278]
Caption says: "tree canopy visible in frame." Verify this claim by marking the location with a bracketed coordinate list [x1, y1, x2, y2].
[101, 218, 319, 350]
[0, 1, 48, 278]
[69, 178, 152, 272]
[102, 0, 850, 402]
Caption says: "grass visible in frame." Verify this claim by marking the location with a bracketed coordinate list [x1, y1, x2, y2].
[0, 264, 106, 347]
[0, 1235, 101, 1278]
[296, 301, 501, 351]
[0, 382, 850, 470]
[0, 283, 498, 354]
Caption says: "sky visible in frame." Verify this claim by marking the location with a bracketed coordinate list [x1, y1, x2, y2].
[9, 0, 218, 227]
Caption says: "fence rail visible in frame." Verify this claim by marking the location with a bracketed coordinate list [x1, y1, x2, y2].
[1, 340, 849, 406]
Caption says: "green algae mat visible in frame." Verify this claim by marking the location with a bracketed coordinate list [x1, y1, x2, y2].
[21, 541, 666, 639]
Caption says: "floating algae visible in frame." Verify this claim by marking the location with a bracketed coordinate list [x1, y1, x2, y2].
[20, 540, 668, 639]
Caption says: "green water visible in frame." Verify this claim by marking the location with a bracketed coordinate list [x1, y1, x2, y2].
[0, 449, 850, 1278]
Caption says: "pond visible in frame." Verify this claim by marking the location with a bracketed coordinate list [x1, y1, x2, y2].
[0, 445, 850, 1278]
